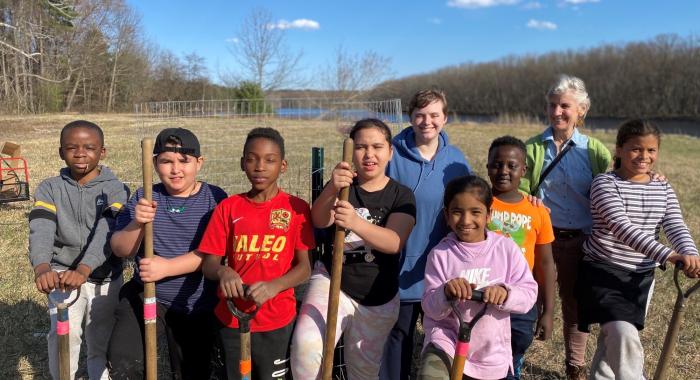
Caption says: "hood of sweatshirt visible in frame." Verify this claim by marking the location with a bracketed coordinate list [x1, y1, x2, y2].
[388, 126, 472, 302]
[440, 232, 492, 261]
[391, 127, 450, 189]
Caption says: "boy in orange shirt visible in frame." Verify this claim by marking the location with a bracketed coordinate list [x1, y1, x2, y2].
[486, 136, 556, 379]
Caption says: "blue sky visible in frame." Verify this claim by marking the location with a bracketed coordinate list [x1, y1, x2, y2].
[127, 0, 700, 87]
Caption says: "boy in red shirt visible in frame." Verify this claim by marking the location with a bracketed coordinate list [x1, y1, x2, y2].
[486, 136, 556, 380]
[199, 127, 315, 379]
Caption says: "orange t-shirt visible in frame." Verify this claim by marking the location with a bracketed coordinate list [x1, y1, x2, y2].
[487, 197, 554, 270]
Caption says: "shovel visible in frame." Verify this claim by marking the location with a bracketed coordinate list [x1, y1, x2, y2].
[226, 289, 261, 380]
[653, 262, 700, 380]
[49, 286, 81, 380]
[450, 289, 486, 380]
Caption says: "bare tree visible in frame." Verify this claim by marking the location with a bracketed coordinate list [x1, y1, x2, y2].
[104, 0, 139, 112]
[322, 45, 392, 99]
[226, 8, 303, 91]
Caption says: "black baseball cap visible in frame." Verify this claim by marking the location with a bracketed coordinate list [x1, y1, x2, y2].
[153, 128, 201, 157]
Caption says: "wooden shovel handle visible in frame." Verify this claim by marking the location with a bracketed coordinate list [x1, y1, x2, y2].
[141, 138, 157, 380]
[321, 138, 354, 380]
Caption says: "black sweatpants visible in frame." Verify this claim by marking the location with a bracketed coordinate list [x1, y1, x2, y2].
[211, 319, 294, 380]
[107, 279, 217, 380]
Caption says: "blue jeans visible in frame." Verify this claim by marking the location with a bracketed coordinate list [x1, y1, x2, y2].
[506, 305, 538, 380]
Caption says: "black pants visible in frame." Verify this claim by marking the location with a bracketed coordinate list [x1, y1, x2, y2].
[211, 319, 293, 380]
[107, 279, 217, 380]
[379, 301, 422, 380]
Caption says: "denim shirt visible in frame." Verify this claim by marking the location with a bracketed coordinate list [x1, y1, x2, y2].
[538, 127, 594, 232]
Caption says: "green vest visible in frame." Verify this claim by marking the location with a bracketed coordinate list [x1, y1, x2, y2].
[519, 132, 612, 195]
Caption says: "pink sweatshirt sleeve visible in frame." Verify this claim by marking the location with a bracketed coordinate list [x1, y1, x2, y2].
[497, 238, 538, 314]
[422, 245, 453, 321]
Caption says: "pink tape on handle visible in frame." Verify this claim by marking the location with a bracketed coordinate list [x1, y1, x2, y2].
[56, 320, 69, 335]
[455, 341, 469, 357]
[144, 302, 157, 320]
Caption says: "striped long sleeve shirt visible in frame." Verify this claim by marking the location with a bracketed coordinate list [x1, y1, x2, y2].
[583, 172, 698, 272]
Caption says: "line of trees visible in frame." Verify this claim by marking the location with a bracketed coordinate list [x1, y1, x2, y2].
[370, 34, 700, 119]
[0, 0, 239, 114]
[4, 2, 697, 119]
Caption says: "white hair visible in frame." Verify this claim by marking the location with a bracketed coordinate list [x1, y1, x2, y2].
[546, 74, 591, 118]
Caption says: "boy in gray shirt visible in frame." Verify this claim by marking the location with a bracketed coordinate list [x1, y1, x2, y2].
[29, 120, 129, 380]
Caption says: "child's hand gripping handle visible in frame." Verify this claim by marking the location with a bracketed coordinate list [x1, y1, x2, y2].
[226, 285, 261, 380]
[141, 137, 157, 380]
[321, 138, 354, 380]
[450, 289, 486, 380]
[654, 262, 700, 380]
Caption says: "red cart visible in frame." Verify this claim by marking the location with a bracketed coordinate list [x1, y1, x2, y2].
[0, 141, 30, 203]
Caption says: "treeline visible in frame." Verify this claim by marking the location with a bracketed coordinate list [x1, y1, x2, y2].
[4, 1, 699, 118]
[371, 34, 700, 119]
[0, 0, 237, 114]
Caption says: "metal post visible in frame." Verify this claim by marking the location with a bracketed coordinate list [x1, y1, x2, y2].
[311, 147, 324, 203]
[310, 146, 325, 263]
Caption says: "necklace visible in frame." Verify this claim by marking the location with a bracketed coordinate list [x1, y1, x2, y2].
[164, 182, 199, 213]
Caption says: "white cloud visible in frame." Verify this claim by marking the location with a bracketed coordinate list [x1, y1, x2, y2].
[428, 17, 443, 24]
[447, 0, 519, 9]
[526, 19, 557, 30]
[523, 1, 542, 9]
[225, 37, 239, 44]
[268, 19, 320, 30]
[563, 0, 600, 3]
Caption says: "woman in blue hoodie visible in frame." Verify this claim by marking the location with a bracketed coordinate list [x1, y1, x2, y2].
[380, 89, 472, 380]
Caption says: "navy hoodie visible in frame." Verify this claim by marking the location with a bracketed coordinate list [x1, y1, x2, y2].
[387, 127, 471, 302]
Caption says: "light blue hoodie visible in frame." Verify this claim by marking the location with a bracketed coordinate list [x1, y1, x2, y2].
[387, 127, 471, 302]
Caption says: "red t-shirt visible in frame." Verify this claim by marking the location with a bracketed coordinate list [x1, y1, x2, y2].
[198, 191, 315, 332]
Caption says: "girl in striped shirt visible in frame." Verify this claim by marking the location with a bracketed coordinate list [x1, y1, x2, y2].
[576, 119, 700, 379]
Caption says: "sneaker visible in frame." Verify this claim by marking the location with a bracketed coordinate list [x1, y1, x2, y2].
[565, 364, 587, 380]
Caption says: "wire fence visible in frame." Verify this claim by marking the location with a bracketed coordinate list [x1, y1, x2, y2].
[131, 97, 404, 201]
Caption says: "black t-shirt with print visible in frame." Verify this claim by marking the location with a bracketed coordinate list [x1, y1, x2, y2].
[321, 178, 416, 306]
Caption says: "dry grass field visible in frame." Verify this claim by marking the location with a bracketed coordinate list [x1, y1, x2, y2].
[1, 114, 698, 379]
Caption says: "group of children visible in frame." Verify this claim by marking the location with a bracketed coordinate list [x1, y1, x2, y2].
[29, 88, 699, 380]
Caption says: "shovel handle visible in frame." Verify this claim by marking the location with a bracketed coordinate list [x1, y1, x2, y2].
[654, 262, 700, 380]
[50, 287, 81, 380]
[141, 137, 157, 380]
[321, 138, 354, 380]
[449, 290, 486, 380]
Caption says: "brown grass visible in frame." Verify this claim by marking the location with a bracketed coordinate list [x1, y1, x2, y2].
[1, 114, 698, 379]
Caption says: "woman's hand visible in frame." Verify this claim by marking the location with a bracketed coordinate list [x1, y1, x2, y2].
[526, 194, 551, 213]
[649, 171, 666, 182]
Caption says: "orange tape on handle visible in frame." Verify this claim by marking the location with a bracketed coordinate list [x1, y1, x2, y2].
[240, 359, 252, 378]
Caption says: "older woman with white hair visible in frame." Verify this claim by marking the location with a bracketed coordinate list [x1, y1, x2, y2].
[519, 74, 611, 380]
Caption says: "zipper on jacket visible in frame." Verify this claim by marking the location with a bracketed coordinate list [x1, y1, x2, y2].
[78, 185, 85, 256]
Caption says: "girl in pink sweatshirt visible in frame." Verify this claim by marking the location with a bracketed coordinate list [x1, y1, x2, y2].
[420, 175, 538, 380]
